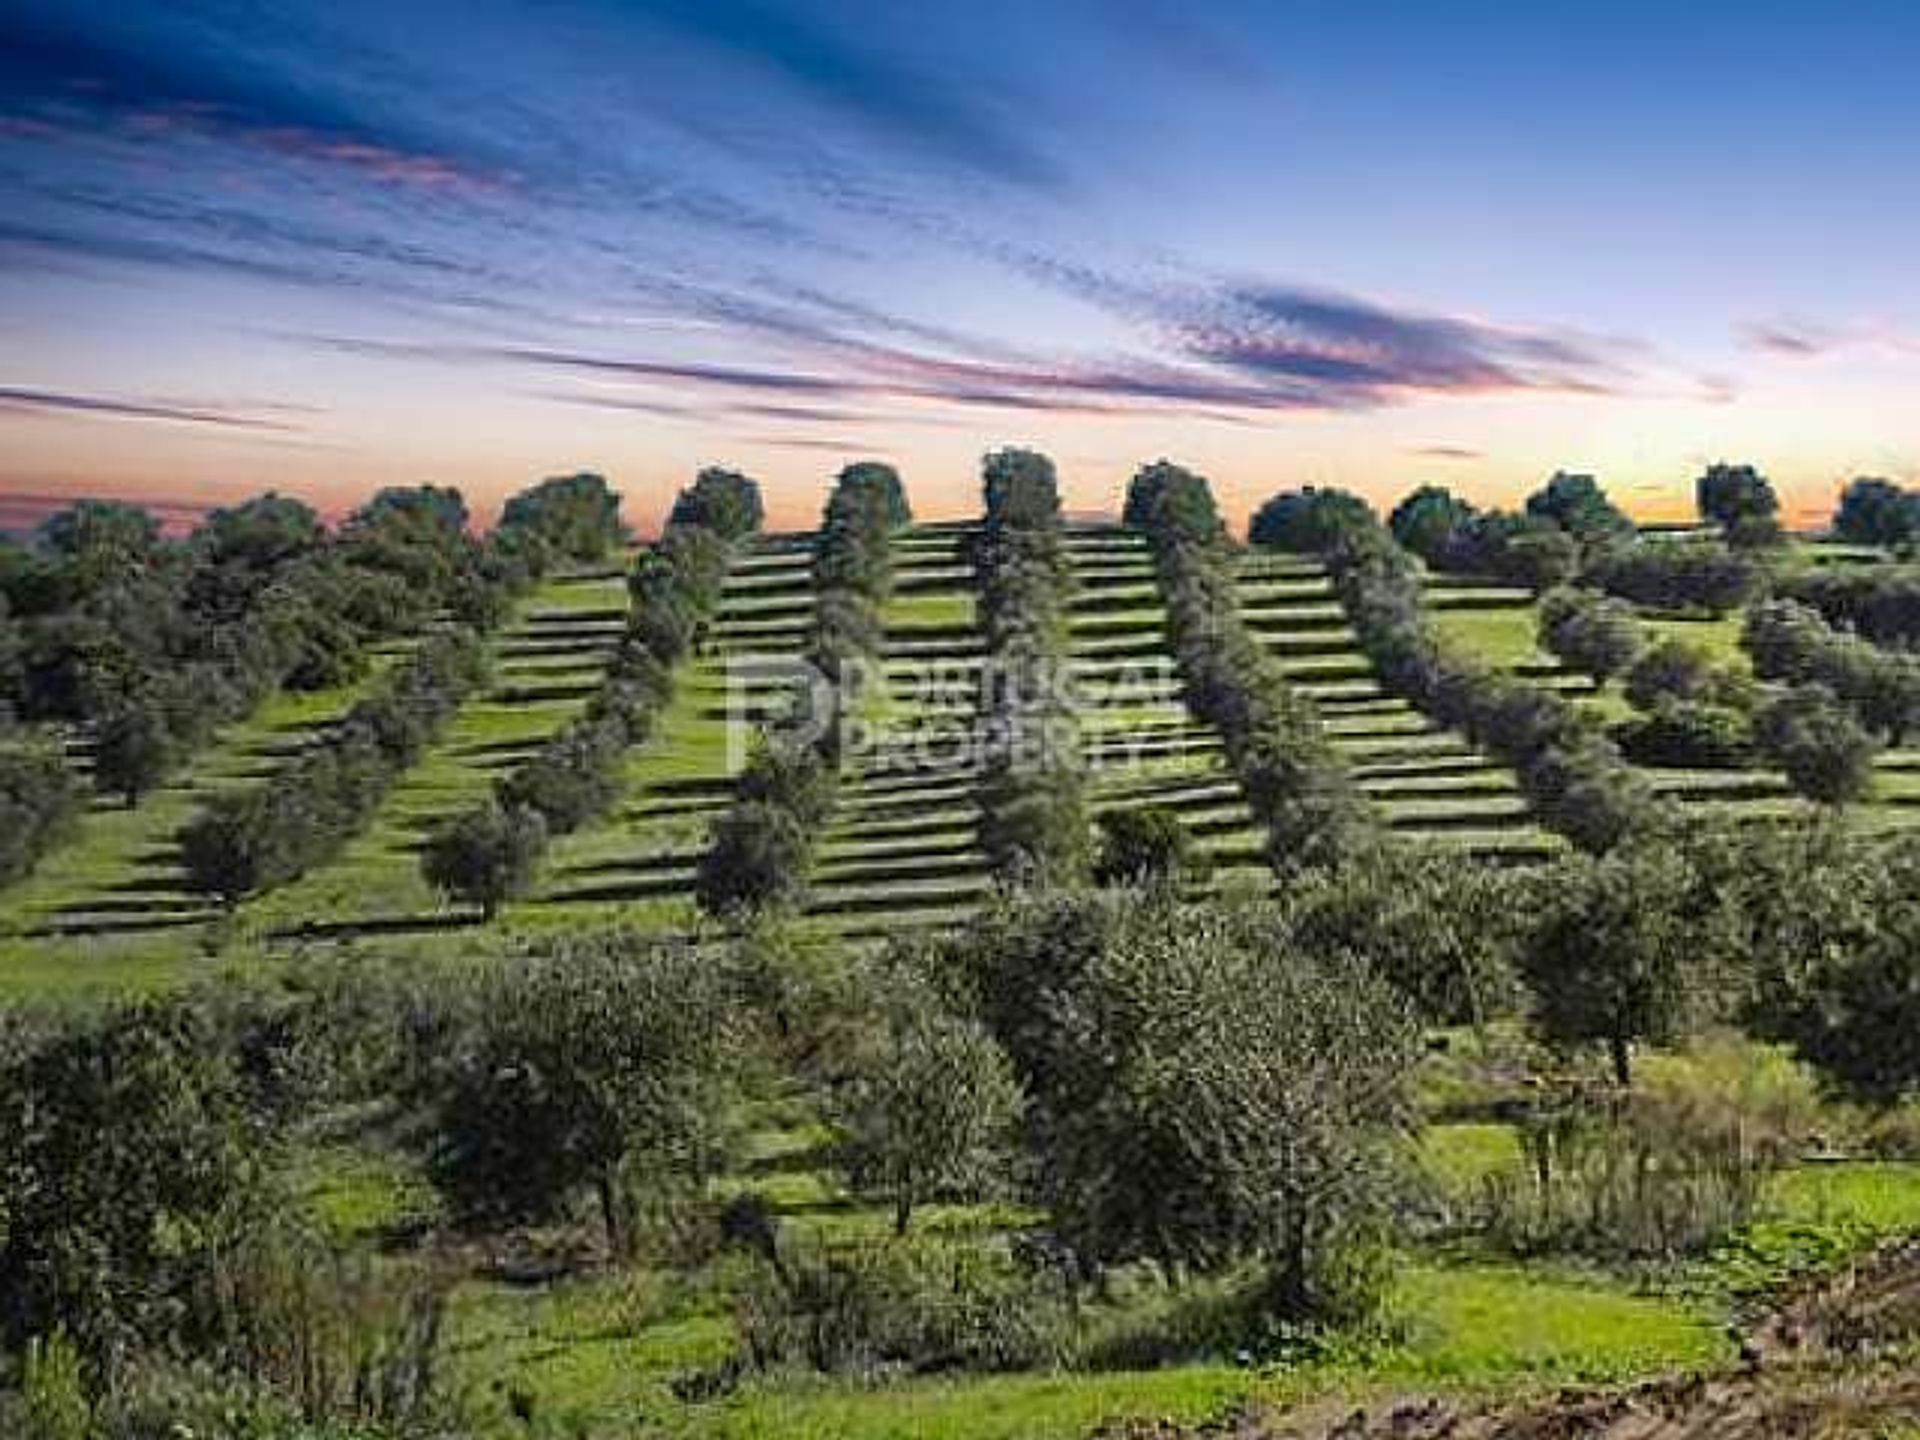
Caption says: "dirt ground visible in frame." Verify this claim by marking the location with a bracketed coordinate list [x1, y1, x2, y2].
[1098, 1244, 1920, 1440]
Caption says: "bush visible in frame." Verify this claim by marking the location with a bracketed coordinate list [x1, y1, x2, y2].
[420, 799, 547, 919]
[422, 937, 739, 1256]
[1248, 487, 1375, 553]
[1485, 1037, 1821, 1258]
[1093, 805, 1208, 890]
[1624, 638, 1752, 712]
[1537, 586, 1644, 687]
[1590, 540, 1759, 615]
[1614, 699, 1755, 769]
[0, 742, 81, 887]
[0, 997, 261, 1375]
[732, 1236, 1070, 1380]
[1756, 684, 1879, 805]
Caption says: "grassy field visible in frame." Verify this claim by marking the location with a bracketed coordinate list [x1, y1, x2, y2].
[801, 522, 992, 943]
[1424, 558, 1920, 831]
[1239, 554, 1560, 862]
[10, 527, 1920, 989]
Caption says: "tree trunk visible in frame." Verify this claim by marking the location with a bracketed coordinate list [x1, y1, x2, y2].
[1611, 1032, 1633, 1089]
[597, 1170, 624, 1259]
[893, 1192, 912, 1238]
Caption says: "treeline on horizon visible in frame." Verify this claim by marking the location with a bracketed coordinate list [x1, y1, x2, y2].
[7, 456, 1920, 899]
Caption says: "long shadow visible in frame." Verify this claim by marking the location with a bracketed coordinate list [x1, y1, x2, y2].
[489, 681, 602, 705]
[811, 855, 991, 887]
[32, 911, 214, 938]
[556, 851, 702, 879]
[538, 873, 700, 905]
[804, 884, 989, 918]
[521, 606, 625, 625]
[53, 891, 209, 917]
[269, 912, 479, 942]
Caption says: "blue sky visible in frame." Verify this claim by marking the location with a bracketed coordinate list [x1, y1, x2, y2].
[3, 0, 1918, 531]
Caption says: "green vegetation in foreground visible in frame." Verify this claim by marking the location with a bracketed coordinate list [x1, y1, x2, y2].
[445, 1255, 1727, 1440]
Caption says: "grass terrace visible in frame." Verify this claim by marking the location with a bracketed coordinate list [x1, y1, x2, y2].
[802, 523, 995, 944]
[1064, 524, 1270, 885]
[1242, 552, 1560, 862]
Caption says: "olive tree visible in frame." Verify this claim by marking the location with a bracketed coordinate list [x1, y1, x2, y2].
[420, 799, 548, 920]
[829, 970, 1021, 1235]
[1519, 845, 1715, 1086]
[952, 892, 1419, 1319]
[424, 938, 739, 1256]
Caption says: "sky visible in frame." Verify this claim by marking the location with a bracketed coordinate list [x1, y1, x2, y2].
[2, 1, 1918, 537]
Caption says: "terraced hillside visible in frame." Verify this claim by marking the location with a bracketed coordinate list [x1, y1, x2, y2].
[525, 532, 817, 928]
[1426, 567, 1920, 828]
[249, 566, 635, 938]
[1238, 552, 1560, 861]
[803, 522, 991, 942]
[1061, 522, 1267, 883]
[0, 635, 422, 965]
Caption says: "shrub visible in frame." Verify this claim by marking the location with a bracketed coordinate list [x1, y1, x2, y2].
[420, 798, 547, 919]
[1537, 586, 1644, 687]
[733, 1236, 1070, 1380]
[1093, 805, 1209, 890]
[0, 742, 81, 887]
[1590, 540, 1759, 615]
[0, 996, 261, 1375]
[1755, 684, 1879, 805]
[1485, 1038, 1821, 1258]
[1248, 487, 1375, 553]
[829, 971, 1022, 1234]
[1624, 638, 1752, 712]
[422, 937, 739, 1255]
[1614, 699, 1755, 769]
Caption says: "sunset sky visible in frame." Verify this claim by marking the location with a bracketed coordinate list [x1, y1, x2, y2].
[3, 1, 1918, 536]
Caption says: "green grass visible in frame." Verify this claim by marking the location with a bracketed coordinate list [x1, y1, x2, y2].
[445, 1251, 1728, 1440]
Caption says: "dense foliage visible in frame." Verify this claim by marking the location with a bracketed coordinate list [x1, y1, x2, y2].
[1318, 509, 1664, 852]
[940, 891, 1419, 1317]
[0, 741, 81, 887]
[424, 468, 754, 917]
[1131, 462, 1373, 871]
[974, 449, 1088, 887]
[1773, 564, 1920, 649]
[178, 627, 492, 906]
[1833, 475, 1920, 549]
[698, 462, 902, 915]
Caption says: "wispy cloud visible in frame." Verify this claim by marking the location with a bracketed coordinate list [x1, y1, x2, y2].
[1406, 445, 1484, 461]
[625, 0, 1063, 189]
[0, 385, 304, 432]
[1740, 318, 1920, 359]
[0, 9, 500, 191]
